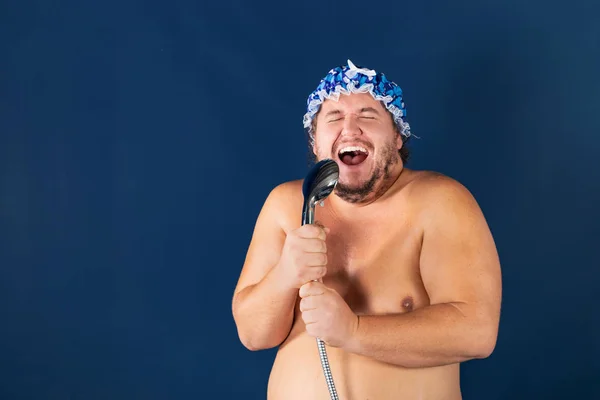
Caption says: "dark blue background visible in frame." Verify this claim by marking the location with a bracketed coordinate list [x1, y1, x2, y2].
[2, 0, 599, 398]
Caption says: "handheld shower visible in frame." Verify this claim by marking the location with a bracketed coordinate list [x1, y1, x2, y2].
[301, 158, 340, 400]
[302, 158, 340, 225]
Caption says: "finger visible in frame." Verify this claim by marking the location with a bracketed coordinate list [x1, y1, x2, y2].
[299, 295, 320, 312]
[305, 323, 319, 338]
[299, 297, 310, 312]
[303, 252, 327, 267]
[302, 238, 327, 253]
[312, 266, 327, 280]
[297, 224, 327, 240]
[314, 222, 331, 235]
[301, 309, 317, 324]
[301, 266, 327, 284]
[299, 281, 326, 298]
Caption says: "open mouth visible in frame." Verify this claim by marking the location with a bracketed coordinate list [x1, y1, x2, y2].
[338, 145, 369, 166]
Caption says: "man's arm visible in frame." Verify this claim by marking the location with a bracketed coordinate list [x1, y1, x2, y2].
[343, 175, 502, 368]
[232, 182, 300, 351]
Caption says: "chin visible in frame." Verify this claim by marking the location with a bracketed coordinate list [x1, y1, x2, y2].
[334, 174, 379, 203]
[336, 163, 377, 190]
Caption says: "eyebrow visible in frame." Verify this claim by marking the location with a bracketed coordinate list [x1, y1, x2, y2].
[324, 110, 342, 118]
[358, 107, 380, 114]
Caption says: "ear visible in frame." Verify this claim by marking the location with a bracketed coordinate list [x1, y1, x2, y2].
[396, 133, 403, 151]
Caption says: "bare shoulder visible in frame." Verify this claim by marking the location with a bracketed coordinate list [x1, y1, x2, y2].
[402, 170, 485, 223]
[263, 179, 305, 232]
[404, 170, 474, 198]
[269, 179, 304, 199]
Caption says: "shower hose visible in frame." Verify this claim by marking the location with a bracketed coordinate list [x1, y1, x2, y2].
[303, 206, 339, 399]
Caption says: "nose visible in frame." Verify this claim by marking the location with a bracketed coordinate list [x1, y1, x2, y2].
[341, 114, 362, 137]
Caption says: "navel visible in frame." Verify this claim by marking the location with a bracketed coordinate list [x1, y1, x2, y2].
[401, 296, 414, 312]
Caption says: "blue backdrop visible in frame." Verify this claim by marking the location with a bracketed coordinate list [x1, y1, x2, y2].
[1, 0, 599, 398]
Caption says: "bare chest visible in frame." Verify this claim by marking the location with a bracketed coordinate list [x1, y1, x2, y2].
[315, 214, 429, 315]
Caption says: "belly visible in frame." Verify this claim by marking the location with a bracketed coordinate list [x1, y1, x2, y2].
[267, 319, 462, 400]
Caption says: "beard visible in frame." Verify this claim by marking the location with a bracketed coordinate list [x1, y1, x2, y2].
[317, 138, 401, 204]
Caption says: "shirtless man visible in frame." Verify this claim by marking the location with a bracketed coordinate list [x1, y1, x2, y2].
[232, 60, 502, 399]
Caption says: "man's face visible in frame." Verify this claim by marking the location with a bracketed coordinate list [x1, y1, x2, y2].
[312, 92, 404, 203]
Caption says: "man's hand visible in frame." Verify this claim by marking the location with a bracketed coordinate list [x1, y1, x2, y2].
[299, 281, 358, 348]
[273, 224, 330, 290]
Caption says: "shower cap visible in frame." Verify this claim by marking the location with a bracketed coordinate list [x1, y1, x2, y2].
[303, 59, 412, 144]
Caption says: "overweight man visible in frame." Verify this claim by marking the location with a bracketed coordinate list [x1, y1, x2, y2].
[232, 60, 502, 399]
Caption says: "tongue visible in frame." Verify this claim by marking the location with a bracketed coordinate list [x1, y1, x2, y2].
[342, 152, 367, 165]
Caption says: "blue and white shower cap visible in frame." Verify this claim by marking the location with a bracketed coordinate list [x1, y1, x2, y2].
[303, 59, 412, 144]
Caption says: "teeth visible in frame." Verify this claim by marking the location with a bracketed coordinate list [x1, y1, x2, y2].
[339, 146, 368, 155]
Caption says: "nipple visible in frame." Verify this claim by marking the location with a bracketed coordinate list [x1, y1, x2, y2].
[401, 296, 414, 312]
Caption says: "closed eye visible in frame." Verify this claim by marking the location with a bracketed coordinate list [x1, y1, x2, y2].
[358, 106, 381, 120]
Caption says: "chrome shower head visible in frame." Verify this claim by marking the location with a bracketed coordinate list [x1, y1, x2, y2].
[302, 159, 339, 225]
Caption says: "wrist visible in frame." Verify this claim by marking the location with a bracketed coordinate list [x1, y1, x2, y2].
[267, 263, 298, 295]
[344, 314, 362, 354]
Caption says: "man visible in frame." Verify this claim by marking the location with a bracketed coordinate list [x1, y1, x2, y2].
[231, 60, 502, 399]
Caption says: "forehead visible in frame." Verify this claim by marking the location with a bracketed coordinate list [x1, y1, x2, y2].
[318, 92, 386, 113]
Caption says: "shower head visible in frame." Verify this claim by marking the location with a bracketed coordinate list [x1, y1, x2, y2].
[302, 159, 339, 225]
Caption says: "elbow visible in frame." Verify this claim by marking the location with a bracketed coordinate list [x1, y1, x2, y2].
[232, 310, 283, 352]
[232, 311, 266, 351]
[238, 333, 263, 352]
[232, 316, 265, 351]
[232, 295, 258, 350]
[455, 300, 499, 359]
[472, 338, 496, 360]
[470, 320, 499, 359]
[236, 329, 281, 352]
[231, 291, 291, 351]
